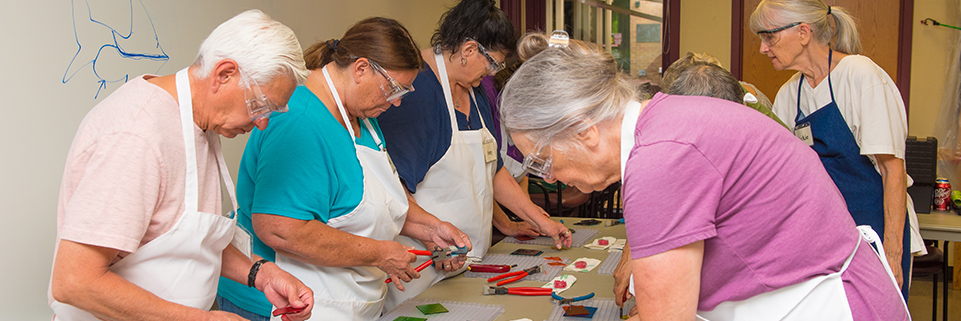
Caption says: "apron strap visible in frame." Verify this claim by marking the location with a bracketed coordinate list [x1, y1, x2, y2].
[176, 68, 199, 212]
[434, 49, 461, 132]
[208, 131, 239, 216]
[434, 50, 487, 131]
[322, 66, 385, 151]
[855, 226, 905, 300]
[796, 49, 836, 123]
[620, 100, 642, 178]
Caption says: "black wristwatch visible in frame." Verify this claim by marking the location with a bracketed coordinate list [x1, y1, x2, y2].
[247, 259, 269, 288]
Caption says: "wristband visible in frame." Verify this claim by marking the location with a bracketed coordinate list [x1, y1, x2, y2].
[248, 259, 269, 288]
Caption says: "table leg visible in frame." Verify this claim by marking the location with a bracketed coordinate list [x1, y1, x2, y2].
[954, 243, 961, 290]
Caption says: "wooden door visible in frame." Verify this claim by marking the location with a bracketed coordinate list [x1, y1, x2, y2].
[739, 0, 903, 101]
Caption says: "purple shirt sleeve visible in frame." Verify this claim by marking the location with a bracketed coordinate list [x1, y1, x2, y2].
[624, 140, 721, 259]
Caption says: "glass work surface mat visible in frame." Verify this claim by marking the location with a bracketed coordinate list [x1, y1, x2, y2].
[503, 228, 599, 248]
[595, 251, 622, 275]
[378, 299, 504, 321]
[462, 254, 567, 282]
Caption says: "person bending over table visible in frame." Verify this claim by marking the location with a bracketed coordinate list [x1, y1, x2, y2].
[376, 0, 572, 311]
[49, 10, 313, 321]
[215, 18, 470, 320]
[500, 31, 908, 321]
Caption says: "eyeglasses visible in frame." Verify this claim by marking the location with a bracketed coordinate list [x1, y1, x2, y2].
[468, 38, 506, 76]
[757, 22, 801, 47]
[367, 59, 415, 102]
[240, 71, 288, 121]
[522, 138, 554, 180]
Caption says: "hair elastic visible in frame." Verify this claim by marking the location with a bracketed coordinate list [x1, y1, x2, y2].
[327, 39, 339, 51]
[549, 30, 570, 48]
[826, 6, 831, 15]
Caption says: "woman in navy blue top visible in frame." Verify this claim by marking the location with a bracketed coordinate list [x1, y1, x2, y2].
[377, 0, 573, 310]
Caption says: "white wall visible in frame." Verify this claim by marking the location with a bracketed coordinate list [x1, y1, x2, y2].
[0, 1, 456, 319]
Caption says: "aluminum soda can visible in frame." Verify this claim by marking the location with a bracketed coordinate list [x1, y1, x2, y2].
[934, 178, 951, 211]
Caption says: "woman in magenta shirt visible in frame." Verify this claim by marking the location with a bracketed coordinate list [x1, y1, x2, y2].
[497, 32, 908, 321]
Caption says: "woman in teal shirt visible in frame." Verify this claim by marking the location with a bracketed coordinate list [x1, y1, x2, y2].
[217, 17, 470, 320]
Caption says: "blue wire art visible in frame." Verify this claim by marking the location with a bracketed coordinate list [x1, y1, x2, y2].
[63, 0, 169, 99]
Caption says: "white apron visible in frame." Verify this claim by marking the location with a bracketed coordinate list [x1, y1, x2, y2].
[51, 68, 244, 320]
[271, 67, 409, 320]
[620, 100, 908, 321]
[384, 51, 498, 311]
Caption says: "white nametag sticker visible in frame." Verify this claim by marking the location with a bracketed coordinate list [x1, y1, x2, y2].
[483, 135, 497, 163]
[794, 123, 814, 146]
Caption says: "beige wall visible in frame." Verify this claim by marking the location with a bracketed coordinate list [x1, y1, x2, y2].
[679, 1, 732, 69]
[678, 1, 955, 138]
[909, 0, 958, 139]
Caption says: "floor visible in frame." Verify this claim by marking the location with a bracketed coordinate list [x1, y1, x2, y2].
[907, 276, 961, 321]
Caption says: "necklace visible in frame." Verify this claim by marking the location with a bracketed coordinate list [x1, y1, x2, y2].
[453, 87, 465, 109]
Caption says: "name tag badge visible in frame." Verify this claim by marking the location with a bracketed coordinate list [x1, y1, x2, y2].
[794, 122, 814, 146]
[483, 136, 497, 163]
[230, 223, 253, 258]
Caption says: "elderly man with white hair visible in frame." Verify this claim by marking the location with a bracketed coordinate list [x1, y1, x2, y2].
[48, 10, 313, 321]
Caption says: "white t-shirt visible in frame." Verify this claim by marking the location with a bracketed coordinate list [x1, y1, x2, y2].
[771, 55, 924, 255]
[772, 55, 907, 162]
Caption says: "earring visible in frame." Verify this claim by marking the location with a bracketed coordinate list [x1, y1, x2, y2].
[461, 57, 467, 66]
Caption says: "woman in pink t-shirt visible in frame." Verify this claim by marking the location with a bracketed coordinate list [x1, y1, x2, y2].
[498, 32, 908, 321]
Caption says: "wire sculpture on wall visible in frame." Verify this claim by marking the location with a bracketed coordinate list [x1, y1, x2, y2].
[62, 0, 169, 99]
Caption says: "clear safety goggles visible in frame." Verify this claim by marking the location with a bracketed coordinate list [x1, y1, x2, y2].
[241, 71, 288, 121]
[469, 38, 507, 76]
[523, 138, 554, 180]
[369, 60, 415, 102]
[756, 22, 801, 47]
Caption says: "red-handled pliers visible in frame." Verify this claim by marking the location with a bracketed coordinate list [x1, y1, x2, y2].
[482, 285, 553, 296]
[385, 250, 437, 284]
[487, 265, 542, 286]
[467, 263, 515, 273]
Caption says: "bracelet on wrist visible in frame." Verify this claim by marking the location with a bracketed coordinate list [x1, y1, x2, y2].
[247, 259, 269, 288]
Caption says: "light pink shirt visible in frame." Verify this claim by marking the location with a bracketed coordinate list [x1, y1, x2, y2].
[56, 75, 221, 260]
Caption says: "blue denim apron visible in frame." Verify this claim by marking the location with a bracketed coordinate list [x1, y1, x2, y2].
[795, 49, 910, 300]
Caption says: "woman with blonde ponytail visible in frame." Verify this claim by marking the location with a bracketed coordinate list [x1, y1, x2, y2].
[751, 0, 920, 303]
[500, 31, 910, 321]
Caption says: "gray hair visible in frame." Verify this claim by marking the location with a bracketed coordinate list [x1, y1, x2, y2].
[660, 51, 723, 93]
[193, 9, 309, 86]
[666, 62, 744, 104]
[500, 32, 635, 151]
[749, 0, 861, 55]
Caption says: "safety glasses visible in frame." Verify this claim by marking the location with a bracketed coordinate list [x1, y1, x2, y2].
[241, 71, 288, 121]
[757, 22, 801, 47]
[368, 60, 415, 102]
[522, 138, 554, 180]
[468, 38, 506, 76]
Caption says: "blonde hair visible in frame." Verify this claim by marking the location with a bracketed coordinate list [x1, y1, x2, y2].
[749, 0, 861, 55]
[500, 32, 635, 151]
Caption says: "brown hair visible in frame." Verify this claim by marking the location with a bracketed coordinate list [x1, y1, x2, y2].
[304, 17, 421, 71]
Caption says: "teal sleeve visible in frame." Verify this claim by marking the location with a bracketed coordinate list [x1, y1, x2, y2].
[249, 112, 335, 222]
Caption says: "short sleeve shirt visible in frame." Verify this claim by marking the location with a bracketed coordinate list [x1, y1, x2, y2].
[219, 85, 384, 315]
[624, 93, 859, 310]
[377, 61, 502, 193]
[771, 55, 907, 161]
[56, 75, 221, 257]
